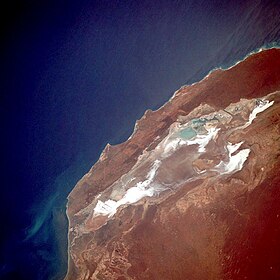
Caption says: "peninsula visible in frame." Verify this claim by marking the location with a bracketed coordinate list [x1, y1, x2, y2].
[65, 48, 280, 280]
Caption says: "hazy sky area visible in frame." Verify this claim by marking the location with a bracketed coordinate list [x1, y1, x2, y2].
[1, 0, 280, 279]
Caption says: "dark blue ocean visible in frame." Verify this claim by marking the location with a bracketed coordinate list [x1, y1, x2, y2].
[1, 0, 280, 279]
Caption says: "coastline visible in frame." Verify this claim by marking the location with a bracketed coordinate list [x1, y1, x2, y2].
[109, 44, 280, 148]
[64, 46, 280, 279]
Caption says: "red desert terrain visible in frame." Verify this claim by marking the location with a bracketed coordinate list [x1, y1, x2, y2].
[65, 48, 280, 280]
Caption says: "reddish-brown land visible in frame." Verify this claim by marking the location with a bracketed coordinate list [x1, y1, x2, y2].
[65, 48, 280, 280]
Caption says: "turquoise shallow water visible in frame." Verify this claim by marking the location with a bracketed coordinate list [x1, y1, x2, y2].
[179, 127, 197, 139]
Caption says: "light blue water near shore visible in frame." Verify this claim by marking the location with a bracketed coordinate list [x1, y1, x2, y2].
[1, 0, 280, 279]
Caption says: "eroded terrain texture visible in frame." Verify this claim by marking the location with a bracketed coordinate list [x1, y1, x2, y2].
[65, 49, 280, 280]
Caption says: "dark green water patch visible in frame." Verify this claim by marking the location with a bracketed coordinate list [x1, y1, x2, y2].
[192, 118, 207, 126]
